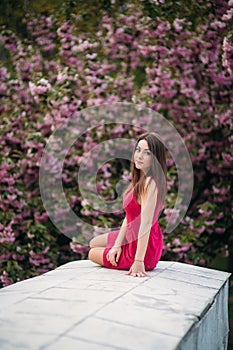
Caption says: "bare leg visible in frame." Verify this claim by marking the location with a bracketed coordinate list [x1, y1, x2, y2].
[88, 233, 109, 266]
[88, 247, 105, 266]
[89, 233, 109, 248]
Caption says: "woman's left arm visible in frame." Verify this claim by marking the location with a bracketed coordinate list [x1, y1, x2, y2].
[127, 179, 158, 277]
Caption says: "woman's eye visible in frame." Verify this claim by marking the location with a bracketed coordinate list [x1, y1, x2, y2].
[144, 151, 151, 156]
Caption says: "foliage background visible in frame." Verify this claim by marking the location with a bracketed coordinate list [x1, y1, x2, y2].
[0, 2, 232, 340]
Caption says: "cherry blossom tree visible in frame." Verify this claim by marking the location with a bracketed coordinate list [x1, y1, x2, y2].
[0, 0, 232, 286]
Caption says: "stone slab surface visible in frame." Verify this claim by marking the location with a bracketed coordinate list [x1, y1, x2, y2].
[0, 260, 231, 350]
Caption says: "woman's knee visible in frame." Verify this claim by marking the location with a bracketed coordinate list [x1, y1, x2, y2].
[89, 233, 108, 248]
[88, 247, 100, 262]
[88, 248, 94, 261]
[88, 247, 104, 265]
[89, 237, 95, 248]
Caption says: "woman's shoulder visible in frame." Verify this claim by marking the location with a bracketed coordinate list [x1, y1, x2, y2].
[140, 177, 157, 202]
[144, 176, 157, 191]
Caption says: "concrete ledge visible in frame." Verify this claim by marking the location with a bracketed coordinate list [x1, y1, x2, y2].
[0, 260, 231, 350]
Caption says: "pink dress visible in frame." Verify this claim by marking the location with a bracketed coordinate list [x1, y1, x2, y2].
[103, 187, 163, 271]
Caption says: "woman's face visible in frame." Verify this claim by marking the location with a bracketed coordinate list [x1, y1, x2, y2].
[134, 139, 152, 174]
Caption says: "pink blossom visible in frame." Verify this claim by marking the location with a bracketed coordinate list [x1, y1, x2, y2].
[164, 208, 180, 225]
[27, 232, 35, 239]
[215, 227, 226, 234]
[0, 226, 15, 243]
[70, 241, 89, 258]
[0, 271, 14, 287]
[210, 21, 226, 29]
[34, 212, 49, 224]
[173, 238, 181, 245]
[199, 259, 206, 265]
[198, 208, 212, 217]
[212, 185, 230, 195]
[222, 8, 233, 21]
[29, 248, 50, 266]
[181, 244, 191, 252]
[222, 36, 233, 75]
[205, 220, 216, 226]
[197, 225, 205, 234]
[173, 19, 185, 32]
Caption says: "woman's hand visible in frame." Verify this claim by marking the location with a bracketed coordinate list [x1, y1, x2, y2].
[126, 261, 150, 278]
[106, 246, 122, 266]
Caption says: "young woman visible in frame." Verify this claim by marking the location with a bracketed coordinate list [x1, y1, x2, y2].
[88, 132, 167, 278]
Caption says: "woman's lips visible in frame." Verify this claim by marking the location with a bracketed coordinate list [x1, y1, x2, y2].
[135, 160, 143, 165]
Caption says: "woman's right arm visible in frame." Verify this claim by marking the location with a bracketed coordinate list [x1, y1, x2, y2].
[113, 217, 127, 248]
[106, 217, 127, 266]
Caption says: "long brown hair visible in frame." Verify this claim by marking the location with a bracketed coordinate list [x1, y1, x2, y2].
[126, 132, 167, 209]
